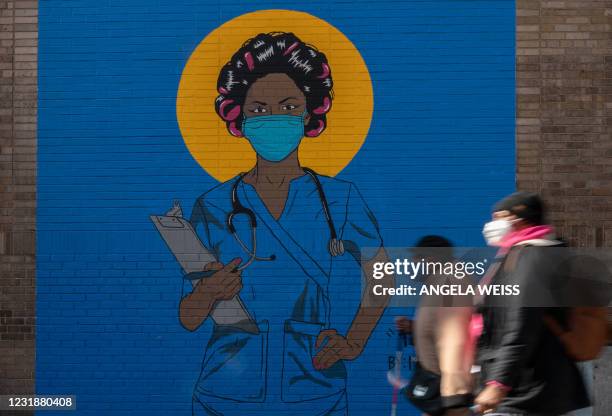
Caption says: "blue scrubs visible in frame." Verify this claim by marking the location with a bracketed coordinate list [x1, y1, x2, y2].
[184, 172, 382, 415]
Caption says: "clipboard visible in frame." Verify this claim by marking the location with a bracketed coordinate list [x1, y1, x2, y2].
[150, 201, 258, 334]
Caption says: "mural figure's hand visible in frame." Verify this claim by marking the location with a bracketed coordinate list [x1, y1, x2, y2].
[312, 329, 364, 370]
[200, 258, 243, 302]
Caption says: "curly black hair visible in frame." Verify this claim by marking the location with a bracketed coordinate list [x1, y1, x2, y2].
[215, 32, 333, 138]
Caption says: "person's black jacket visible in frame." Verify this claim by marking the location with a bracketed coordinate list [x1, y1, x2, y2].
[476, 244, 590, 415]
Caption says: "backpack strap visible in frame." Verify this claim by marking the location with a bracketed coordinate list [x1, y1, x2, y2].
[503, 245, 526, 274]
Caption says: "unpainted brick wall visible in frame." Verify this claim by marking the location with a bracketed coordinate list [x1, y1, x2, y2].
[0, 0, 37, 412]
[516, 0, 612, 246]
[516, 1, 612, 415]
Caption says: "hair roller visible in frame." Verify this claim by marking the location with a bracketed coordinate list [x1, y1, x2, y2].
[228, 121, 243, 137]
[317, 63, 330, 79]
[283, 41, 299, 56]
[305, 120, 325, 137]
[219, 99, 241, 121]
[244, 52, 255, 71]
[312, 96, 331, 115]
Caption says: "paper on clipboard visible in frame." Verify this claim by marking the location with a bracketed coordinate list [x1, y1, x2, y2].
[150, 201, 258, 334]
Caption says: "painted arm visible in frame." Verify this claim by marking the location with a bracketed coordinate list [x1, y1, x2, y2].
[179, 258, 243, 331]
[313, 247, 392, 369]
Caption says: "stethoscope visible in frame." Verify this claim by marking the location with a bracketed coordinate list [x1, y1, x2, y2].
[227, 167, 345, 271]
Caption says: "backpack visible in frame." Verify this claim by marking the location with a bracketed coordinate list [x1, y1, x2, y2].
[543, 307, 608, 362]
[504, 242, 609, 362]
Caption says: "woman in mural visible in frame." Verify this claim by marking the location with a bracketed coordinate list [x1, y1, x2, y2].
[178, 32, 389, 415]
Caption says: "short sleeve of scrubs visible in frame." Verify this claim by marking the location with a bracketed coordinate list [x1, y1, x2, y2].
[340, 184, 383, 261]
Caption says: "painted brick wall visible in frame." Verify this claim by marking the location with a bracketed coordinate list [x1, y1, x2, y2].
[0, 2, 37, 415]
[515, 1, 612, 415]
[35, 1, 514, 415]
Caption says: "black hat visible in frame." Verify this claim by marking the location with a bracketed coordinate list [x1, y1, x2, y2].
[410, 235, 453, 261]
[494, 191, 545, 225]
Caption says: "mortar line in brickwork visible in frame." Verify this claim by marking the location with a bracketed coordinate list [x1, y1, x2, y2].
[7, 0, 15, 182]
[537, 1, 543, 195]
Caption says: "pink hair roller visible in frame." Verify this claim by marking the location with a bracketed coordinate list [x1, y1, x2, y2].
[317, 63, 330, 79]
[228, 121, 243, 137]
[218, 87, 229, 95]
[219, 100, 241, 121]
[306, 120, 325, 137]
[312, 96, 331, 115]
[283, 42, 299, 56]
[244, 52, 255, 71]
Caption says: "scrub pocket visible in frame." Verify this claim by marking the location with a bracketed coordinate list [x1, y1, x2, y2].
[281, 319, 347, 403]
[196, 321, 269, 402]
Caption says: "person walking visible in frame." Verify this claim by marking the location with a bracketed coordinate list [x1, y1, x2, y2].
[475, 192, 590, 416]
[395, 235, 475, 416]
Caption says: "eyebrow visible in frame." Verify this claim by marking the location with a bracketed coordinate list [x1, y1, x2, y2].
[279, 97, 298, 104]
[250, 100, 267, 105]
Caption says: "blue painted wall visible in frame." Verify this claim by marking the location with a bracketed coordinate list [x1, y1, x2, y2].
[37, 1, 515, 414]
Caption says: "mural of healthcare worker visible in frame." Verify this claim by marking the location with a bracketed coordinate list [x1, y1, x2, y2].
[176, 31, 390, 415]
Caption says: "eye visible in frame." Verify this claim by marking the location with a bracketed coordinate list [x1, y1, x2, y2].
[252, 106, 268, 113]
[281, 104, 298, 111]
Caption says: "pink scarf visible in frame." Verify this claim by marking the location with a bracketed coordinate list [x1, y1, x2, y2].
[469, 224, 557, 344]
[497, 224, 556, 255]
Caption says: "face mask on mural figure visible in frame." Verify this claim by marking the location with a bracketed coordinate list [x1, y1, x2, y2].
[242, 111, 307, 162]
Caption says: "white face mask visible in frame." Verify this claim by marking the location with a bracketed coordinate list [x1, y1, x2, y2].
[482, 219, 514, 246]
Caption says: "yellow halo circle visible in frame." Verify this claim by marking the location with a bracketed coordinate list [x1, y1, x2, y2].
[176, 9, 374, 182]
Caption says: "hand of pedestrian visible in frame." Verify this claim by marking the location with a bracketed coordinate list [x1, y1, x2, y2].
[474, 384, 507, 414]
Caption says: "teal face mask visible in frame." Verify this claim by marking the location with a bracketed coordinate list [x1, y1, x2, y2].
[242, 112, 306, 162]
